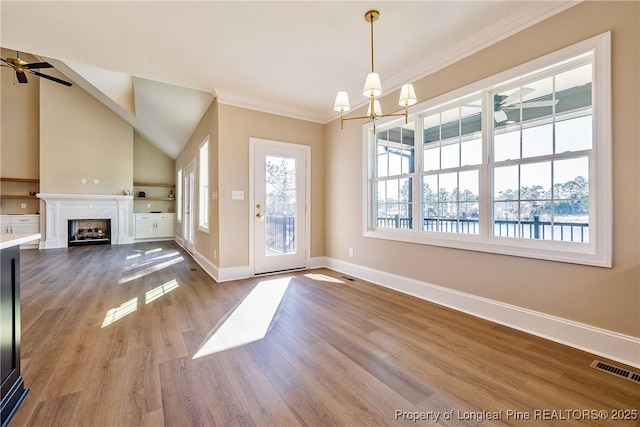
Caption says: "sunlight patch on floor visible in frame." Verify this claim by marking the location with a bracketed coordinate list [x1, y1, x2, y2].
[102, 297, 138, 327]
[193, 277, 291, 359]
[304, 273, 345, 283]
[124, 251, 182, 271]
[145, 279, 179, 304]
[119, 255, 184, 284]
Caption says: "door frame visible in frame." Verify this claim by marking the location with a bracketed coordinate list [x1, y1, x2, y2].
[249, 137, 311, 275]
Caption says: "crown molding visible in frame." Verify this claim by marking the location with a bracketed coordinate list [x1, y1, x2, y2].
[214, 88, 327, 124]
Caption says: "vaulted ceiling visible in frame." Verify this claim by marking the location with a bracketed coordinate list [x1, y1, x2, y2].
[0, 1, 578, 158]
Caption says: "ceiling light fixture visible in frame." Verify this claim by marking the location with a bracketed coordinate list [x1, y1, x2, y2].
[334, 10, 417, 131]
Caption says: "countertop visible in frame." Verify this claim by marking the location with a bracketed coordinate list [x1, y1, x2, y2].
[0, 233, 41, 250]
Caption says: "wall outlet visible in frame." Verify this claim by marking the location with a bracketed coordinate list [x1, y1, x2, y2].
[231, 190, 244, 200]
[147, 203, 151, 208]
[348, 248, 354, 257]
[94, 179, 99, 184]
[213, 249, 217, 259]
[20, 203, 26, 209]
[81, 178, 87, 184]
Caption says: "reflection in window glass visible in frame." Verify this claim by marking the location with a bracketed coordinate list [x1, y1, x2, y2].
[491, 56, 592, 243]
[374, 124, 415, 229]
[420, 101, 481, 234]
[522, 123, 553, 158]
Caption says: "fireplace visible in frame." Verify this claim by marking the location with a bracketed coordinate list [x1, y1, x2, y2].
[68, 219, 111, 246]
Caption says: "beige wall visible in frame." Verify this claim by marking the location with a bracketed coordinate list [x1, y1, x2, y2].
[1, 49, 39, 179]
[133, 131, 175, 213]
[133, 131, 175, 184]
[217, 104, 325, 268]
[175, 99, 219, 265]
[0, 49, 40, 214]
[40, 70, 133, 194]
[325, 1, 639, 337]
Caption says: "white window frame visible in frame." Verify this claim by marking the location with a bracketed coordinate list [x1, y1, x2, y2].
[177, 168, 183, 223]
[363, 32, 611, 267]
[198, 136, 209, 233]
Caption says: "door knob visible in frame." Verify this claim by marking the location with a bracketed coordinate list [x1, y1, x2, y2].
[256, 213, 264, 219]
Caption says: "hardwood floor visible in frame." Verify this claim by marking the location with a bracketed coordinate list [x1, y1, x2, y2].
[9, 242, 639, 426]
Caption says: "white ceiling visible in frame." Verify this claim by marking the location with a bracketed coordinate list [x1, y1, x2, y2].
[0, 1, 578, 158]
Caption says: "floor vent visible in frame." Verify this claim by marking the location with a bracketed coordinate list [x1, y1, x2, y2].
[341, 276, 356, 282]
[590, 360, 640, 383]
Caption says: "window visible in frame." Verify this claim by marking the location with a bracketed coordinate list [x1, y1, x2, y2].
[365, 33, 611, 267]
[422, 100, 482, 234]
[177, 168, 183, 222]
[491, 61, 592, 243]
[198, 137, 209, 232]
[374, 124, 415, 230]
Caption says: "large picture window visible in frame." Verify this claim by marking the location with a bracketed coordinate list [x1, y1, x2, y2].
[365, 33, 611, 267]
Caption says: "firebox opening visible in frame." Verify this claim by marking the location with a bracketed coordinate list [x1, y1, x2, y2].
[68, 219, 111, 246]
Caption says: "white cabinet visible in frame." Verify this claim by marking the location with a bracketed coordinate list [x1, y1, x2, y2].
[0, 215, 40, 248]
[134, 213, 175, 240]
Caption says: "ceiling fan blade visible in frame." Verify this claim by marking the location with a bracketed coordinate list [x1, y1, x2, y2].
[16, 71, 28, 83]
[494, 109, 508, 123]
[0, 58, 11, 65]
[30, 70, 73, 87]
[24, 61, 53, 69]
[501, 87, 536, 106]
[504, 100, 559, 109]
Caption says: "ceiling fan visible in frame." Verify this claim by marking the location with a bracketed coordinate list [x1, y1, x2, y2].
[493, 87, 557, 122]
[1, 51, 72, 87]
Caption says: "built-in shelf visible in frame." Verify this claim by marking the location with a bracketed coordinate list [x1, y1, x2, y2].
[0, 177, 40, 183]
[1, 178, 40, 201]
[0, 195, 38, 200]
[134, 197, 175, 201]
[133, 182, 174, 188]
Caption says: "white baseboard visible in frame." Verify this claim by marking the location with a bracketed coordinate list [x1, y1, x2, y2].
[218, 265, 253, 282]
[193, 250, 220, 283]
[174, 240, 252, 284]
[323, 257, 640, 369]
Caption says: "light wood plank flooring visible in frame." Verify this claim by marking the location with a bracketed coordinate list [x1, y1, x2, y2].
[9, 242, 639, 426]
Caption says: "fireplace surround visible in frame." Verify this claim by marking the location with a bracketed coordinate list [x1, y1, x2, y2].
[37, 194, 134, 249]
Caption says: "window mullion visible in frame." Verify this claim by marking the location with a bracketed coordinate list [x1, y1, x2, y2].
[480, 90, 493, 240]
[413, 114, 424, 231]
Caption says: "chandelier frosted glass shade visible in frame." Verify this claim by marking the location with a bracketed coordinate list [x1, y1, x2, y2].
[333, 91, 351, 112]
[362, 72, 382, 97]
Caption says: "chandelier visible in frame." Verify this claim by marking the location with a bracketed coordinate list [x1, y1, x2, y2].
[333, 10, 417, 131]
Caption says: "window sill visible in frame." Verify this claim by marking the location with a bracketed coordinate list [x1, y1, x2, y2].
[363, 228, 611, 268]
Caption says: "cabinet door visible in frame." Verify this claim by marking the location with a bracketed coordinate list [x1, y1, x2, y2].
[135, 219, 156, 239]
[0, 217, 10, 236]
[11, 224, 38, 235]
[154, 220, 175, 238]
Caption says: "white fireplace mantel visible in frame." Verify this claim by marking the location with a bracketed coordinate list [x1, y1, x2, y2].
[37, 193, 134, 249]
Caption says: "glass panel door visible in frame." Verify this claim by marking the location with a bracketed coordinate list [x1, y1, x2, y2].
[253, 141, 307, 274]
